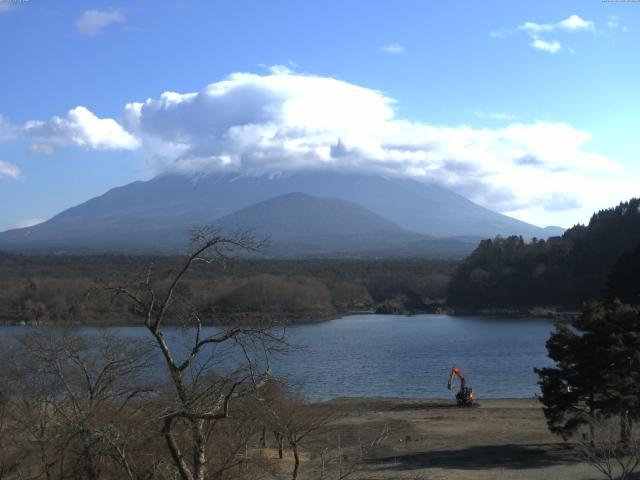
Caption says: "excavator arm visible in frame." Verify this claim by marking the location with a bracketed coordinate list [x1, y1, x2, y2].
[447, 366, 466, 390]
[447, 366, 475, 406]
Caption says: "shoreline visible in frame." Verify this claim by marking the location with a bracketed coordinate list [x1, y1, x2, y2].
[0, 307, 577, 327]
[324, 396, 542, 404]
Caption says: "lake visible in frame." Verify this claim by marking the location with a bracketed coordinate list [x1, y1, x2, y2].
[280, 314, 556, 400]
[0, 314, 557, 401]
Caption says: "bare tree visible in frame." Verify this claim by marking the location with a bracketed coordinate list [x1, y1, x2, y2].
[261, 390, 326, 479]
[101, 226, 285, 480]
[575, 414, 640, 480]
[258, 381, 372, 480]
[0, 331, 157, 479]
[0, 390, 18, 479]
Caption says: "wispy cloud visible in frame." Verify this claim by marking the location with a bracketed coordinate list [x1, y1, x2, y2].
[473, 111, 517, 121]
[27, 143, 56, 156]
[380, 43, 405, 55]
[0, 160, 21, 180]
[489, 29, 508, 39]
[0, 115, 19, 141]
[518, 15, 595, 34]
[76, 9, 124, 36]
[514, 154, 545, 167]
[0, 2, 16, 14]
[531, 38, 562, 54]
[606, 15, 628, 32]
[493, 14, 595, 54]
[14, 218, 43, 229]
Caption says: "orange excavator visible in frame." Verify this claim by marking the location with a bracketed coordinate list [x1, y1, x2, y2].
[447, 366, 475, 407]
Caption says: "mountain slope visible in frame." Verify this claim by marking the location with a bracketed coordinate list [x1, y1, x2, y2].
[0, 171, 560, 253]
[212, 192, 409, 238]
[208, 192, 479, 257]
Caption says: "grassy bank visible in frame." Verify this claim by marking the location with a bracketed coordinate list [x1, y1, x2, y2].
[304, 397, 595, 480]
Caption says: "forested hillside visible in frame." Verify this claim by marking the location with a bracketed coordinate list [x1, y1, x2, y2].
[447, 198, 640, 308]
[0, 253, 455, 325]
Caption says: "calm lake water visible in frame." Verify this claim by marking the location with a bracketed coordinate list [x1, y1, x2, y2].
[0, 314, 556, 401]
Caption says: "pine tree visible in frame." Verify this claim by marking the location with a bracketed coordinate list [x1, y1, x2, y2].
[536, 302, 640, 443]
[607, 244, 640, 305]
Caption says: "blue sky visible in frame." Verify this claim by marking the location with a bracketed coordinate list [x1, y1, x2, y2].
[0, 0, 638, 231]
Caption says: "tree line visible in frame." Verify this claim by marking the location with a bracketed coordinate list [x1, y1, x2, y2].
[447, 198, 640, 309]
[524, 200, 640, 479]
[0, 253, 455, 325]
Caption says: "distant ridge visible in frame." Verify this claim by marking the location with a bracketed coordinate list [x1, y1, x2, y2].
[0, 171, 563, 256]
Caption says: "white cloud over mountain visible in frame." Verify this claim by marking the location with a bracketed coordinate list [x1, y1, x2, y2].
[11, 69, 635, 226]
[13, 218, 43, 229]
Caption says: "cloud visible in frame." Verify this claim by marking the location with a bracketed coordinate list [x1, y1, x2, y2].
[518, 14, 595, 35]
[537, 193, 582, 212]
[514, 154, 544, 167]
[380, 43, 405, 55]
[607, 15, 628, 32]
[531, 38, 562, 54]
[558, 15, 595, 32]
[24, 106, 139, 152]
[473, 111, 517, 121]
[0, 160, 21, 180]
[0, 115, 19, 141]
[0, 2, 17, 14]
[518, 22, 553, 35]
[76, 9, 123, 36]
[27, 143, 56, 156]
[14, 218, 44, 229]
[117, 70, 627, 222]
[13, 68, 635, 226]
[268, 64, 293, 75]
[489, 29, 508, 39]
[495, 14, 596, 54]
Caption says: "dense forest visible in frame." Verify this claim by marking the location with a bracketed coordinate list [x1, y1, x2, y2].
[447, 198, 640, 308]
[0, 253, 456, 325]
[4, 198, 639, 325]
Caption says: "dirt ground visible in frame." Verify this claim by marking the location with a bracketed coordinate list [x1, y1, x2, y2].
[308, 397, 604, 480]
